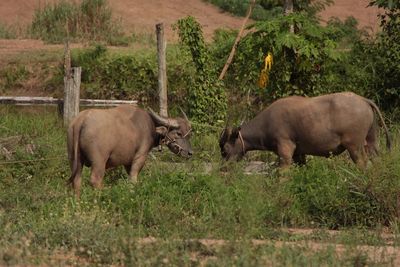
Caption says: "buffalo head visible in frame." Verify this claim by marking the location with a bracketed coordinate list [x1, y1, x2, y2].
[219, 126, 244, 161]
[149, 109, 193, 158]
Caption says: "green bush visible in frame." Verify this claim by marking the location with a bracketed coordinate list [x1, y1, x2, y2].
[71, 45, 156, 101]
[204, 0, 283, 21]
[0, 23, 17, 39]
[364, 1, 400, 111]
[0, 65, 29, 91]
[217, 12, 343, 101]
[174, 16, 227, 124]
[321, 1, 400, 114]
[63, 45, 196, 106]
[205, 0, 333, 20]
[30, 0, 124, 44]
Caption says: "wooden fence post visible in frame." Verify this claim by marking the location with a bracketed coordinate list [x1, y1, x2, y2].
[63, 67, 81, 126]
[156, 23, 168, 117]
[62, 39, 81, 126]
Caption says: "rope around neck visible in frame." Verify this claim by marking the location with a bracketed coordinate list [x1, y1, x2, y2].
[238, 131, 245, 155]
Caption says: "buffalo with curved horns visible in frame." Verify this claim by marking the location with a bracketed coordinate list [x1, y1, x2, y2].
[220, 92, 391, 168]
[67, 105, 192, 197]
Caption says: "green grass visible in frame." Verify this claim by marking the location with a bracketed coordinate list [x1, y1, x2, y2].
[0, 23, 17, 39]
[1, 106, 400, 265]
[30, 0, 125, 44]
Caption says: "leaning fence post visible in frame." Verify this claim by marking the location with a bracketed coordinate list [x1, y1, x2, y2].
[156, 23, 168, 117]
[63, 67, 81, 126]
[63, 40, 81, 126]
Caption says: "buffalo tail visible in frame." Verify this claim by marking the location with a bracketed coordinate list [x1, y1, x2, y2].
[364, 98, 392, 151]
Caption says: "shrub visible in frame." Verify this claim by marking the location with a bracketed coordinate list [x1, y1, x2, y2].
[204, 0, 333, 20]
[0, 23, 17, 39]
[30, 0, 124, 44]
[174, 16, 227, 125]
[0, 65, 29, 91]
[61, 44, 196, 106]
[219, 12, 343, 101]
[365, 0, 400, 111]
[71, 45, 157, 101]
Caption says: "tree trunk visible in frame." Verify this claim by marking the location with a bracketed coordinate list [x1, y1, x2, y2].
[218, 0, 256, 80]
[284, 0, 294, 33]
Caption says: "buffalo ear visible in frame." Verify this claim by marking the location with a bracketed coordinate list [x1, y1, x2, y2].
[225, 127, 232, 137]
[156, 126, 168, 136]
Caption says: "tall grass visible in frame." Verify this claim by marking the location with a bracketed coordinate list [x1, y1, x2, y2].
[1, 106, 400, 265]
[30, 0, 126, 44]
[0, 23, 17, 39]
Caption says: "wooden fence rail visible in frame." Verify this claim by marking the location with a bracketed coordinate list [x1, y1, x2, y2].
[0, 96, 138, 107]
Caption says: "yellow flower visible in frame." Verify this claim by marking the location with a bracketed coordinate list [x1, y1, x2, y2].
[264, 52, 273, 71]
[258, 52, 273, 88]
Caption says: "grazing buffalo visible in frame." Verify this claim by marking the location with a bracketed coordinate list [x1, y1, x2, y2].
[220, 92, 391, 168]
[67, 105, 192, 197]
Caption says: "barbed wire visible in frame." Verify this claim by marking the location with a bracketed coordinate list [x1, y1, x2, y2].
[0, 156, 65, 165]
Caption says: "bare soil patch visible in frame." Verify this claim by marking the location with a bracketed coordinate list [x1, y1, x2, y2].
[320, 0, 382, 33]
[135, 230, 400, 265]
[0, 0, 244, 41]
[0, 0, 381, 40]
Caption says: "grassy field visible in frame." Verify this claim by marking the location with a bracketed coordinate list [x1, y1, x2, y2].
[1, 106, 400, 266]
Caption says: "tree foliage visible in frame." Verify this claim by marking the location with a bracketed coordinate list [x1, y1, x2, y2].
[204, 0, 333, 20]
[362, 0, 400, 110]
[174, 16, 227, 125]
[224, 12, 343, 100]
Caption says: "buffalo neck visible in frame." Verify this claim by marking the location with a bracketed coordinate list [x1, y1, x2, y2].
[240, 119, 272, 152]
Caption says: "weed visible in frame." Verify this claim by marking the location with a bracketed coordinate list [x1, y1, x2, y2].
[0, 23, 17, 39]
[0, 64, 29, 91]
[30, 0, 125, 44]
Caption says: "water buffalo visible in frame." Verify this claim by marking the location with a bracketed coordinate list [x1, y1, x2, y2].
[220, 92, 391, 168]
[67, 105, 192, 197]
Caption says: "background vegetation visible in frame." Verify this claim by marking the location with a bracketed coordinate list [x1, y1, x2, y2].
[204, 0, 334, 20]
[2, 0, 399, 117]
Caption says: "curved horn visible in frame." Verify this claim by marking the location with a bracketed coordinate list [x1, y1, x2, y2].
[148, 108, 180, 129]
[179, 107, 189, 121]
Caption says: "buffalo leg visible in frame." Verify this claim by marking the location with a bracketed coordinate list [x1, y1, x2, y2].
[129, 155, 147, 183]
[277, 140, 296, 168]
[124, 165, 132, 175]
[346, 144, 367, 169]
[90, 163, 106, 189]
[365, 125, 379, 158]
[293, 154, 306, 166]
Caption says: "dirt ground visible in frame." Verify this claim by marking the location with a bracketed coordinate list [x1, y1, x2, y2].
[0, 0, 244, 41]
[319, 0, 381, 32]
